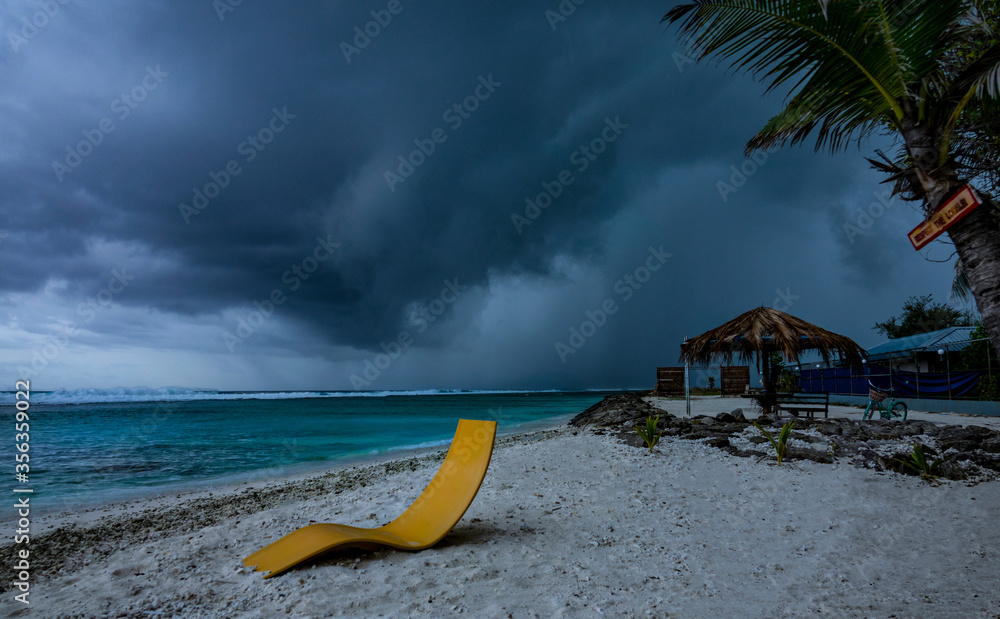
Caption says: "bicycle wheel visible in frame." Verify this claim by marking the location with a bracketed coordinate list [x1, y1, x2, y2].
[890, 402, 907, 421]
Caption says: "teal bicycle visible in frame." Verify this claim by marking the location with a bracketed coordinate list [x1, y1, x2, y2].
[862, 381, 908, 421]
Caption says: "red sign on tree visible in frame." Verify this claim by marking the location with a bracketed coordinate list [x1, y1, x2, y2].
[908, 185, 981, 251]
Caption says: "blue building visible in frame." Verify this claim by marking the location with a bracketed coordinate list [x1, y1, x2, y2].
[865, 326, 977, 373]
[799, 326, 989, 399]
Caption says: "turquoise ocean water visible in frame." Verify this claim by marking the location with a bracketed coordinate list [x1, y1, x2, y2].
[3, 388, 616, 511]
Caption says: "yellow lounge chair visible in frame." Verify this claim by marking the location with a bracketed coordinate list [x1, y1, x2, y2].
[243, 418, 497, 578]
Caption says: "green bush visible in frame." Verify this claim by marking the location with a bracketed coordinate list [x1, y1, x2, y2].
[896, 443, 945, 483]
[635, 415, 664, 454]
[753, 419, 794, 466]
[978, 375, 1000, 401]
[959, 325, 998, 371]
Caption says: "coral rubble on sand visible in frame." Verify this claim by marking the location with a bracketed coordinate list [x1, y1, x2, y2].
[572, 393, 1000, 483]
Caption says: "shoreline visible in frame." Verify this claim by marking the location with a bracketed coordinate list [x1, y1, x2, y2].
[35, 412, 580, 523]
[12, 424, 573, 583]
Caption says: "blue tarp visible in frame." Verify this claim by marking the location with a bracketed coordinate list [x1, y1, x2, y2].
[799, 365, 983, 399]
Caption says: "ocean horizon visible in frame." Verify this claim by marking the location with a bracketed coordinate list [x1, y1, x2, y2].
[4, 388, 622, 512]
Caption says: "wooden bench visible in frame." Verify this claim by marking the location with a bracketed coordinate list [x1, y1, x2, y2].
[775, 392, 830, 419]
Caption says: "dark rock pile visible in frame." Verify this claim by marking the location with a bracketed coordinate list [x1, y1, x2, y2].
[569, 392, 661, 427]
[571, 393, 1000, 483]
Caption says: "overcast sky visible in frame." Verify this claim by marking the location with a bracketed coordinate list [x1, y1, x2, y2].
[0, 0, 966, 391]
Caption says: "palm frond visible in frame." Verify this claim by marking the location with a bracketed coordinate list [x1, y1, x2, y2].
[952, 41, 1000, 99]
[748, 80, 887, 152]
[865, 148, 928, 200]
[939, 42, 1000, 161]
[663, 0, 970, 153]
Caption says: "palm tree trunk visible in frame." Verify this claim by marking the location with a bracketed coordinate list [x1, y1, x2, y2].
[901, 114, 1000, 360]
[946, 204, 1000, 361]
[761, 349, 771, 392]
[899, 102, 960, 209]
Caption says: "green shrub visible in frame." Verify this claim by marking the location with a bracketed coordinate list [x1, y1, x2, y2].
[959, 325, 998, 371]
[897, 443, 945, 482]
[978, 375, 1000, 401]
[635, 415, 664, 453]
[753, 419, 795, 466]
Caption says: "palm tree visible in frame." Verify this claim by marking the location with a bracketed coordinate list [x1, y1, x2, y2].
[663, 0, 1000, 360]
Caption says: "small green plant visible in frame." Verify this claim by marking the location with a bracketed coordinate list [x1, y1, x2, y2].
[753, 419, 795, 466]
[635, 415, 664, 453]
[708, 376, 716, 390]
[897, 443, 945, 482]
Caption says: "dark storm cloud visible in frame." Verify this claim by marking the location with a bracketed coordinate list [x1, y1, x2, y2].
[1, 0, 961, 389]
[3, 2, 701, 337]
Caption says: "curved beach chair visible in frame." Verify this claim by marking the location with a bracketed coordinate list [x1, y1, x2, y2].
[243, 418, 497, 579]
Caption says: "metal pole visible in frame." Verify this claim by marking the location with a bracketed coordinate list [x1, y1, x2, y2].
[946, 343, 951, 400]
[988, 335, 993, 387]
[859, 359, 866, 396]
[684, 360, 691, 417]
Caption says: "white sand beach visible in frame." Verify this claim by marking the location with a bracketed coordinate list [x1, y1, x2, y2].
[8, 399, 1000, 618]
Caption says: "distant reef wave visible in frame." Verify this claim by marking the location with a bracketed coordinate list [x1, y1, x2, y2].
[9, 387, 567, 405]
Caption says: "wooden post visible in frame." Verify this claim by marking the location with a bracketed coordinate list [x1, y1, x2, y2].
[683, 336, 691, 416]
[759, 350, 774, 416]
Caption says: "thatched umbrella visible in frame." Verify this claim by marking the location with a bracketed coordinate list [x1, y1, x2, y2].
[679, 307, 867, 414]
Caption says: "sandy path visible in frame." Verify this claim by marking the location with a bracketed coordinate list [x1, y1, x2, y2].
[7, 421, 999, 618]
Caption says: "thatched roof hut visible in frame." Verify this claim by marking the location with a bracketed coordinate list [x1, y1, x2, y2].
[680, 307, 866, 367]
[679, 307, 866, 410]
